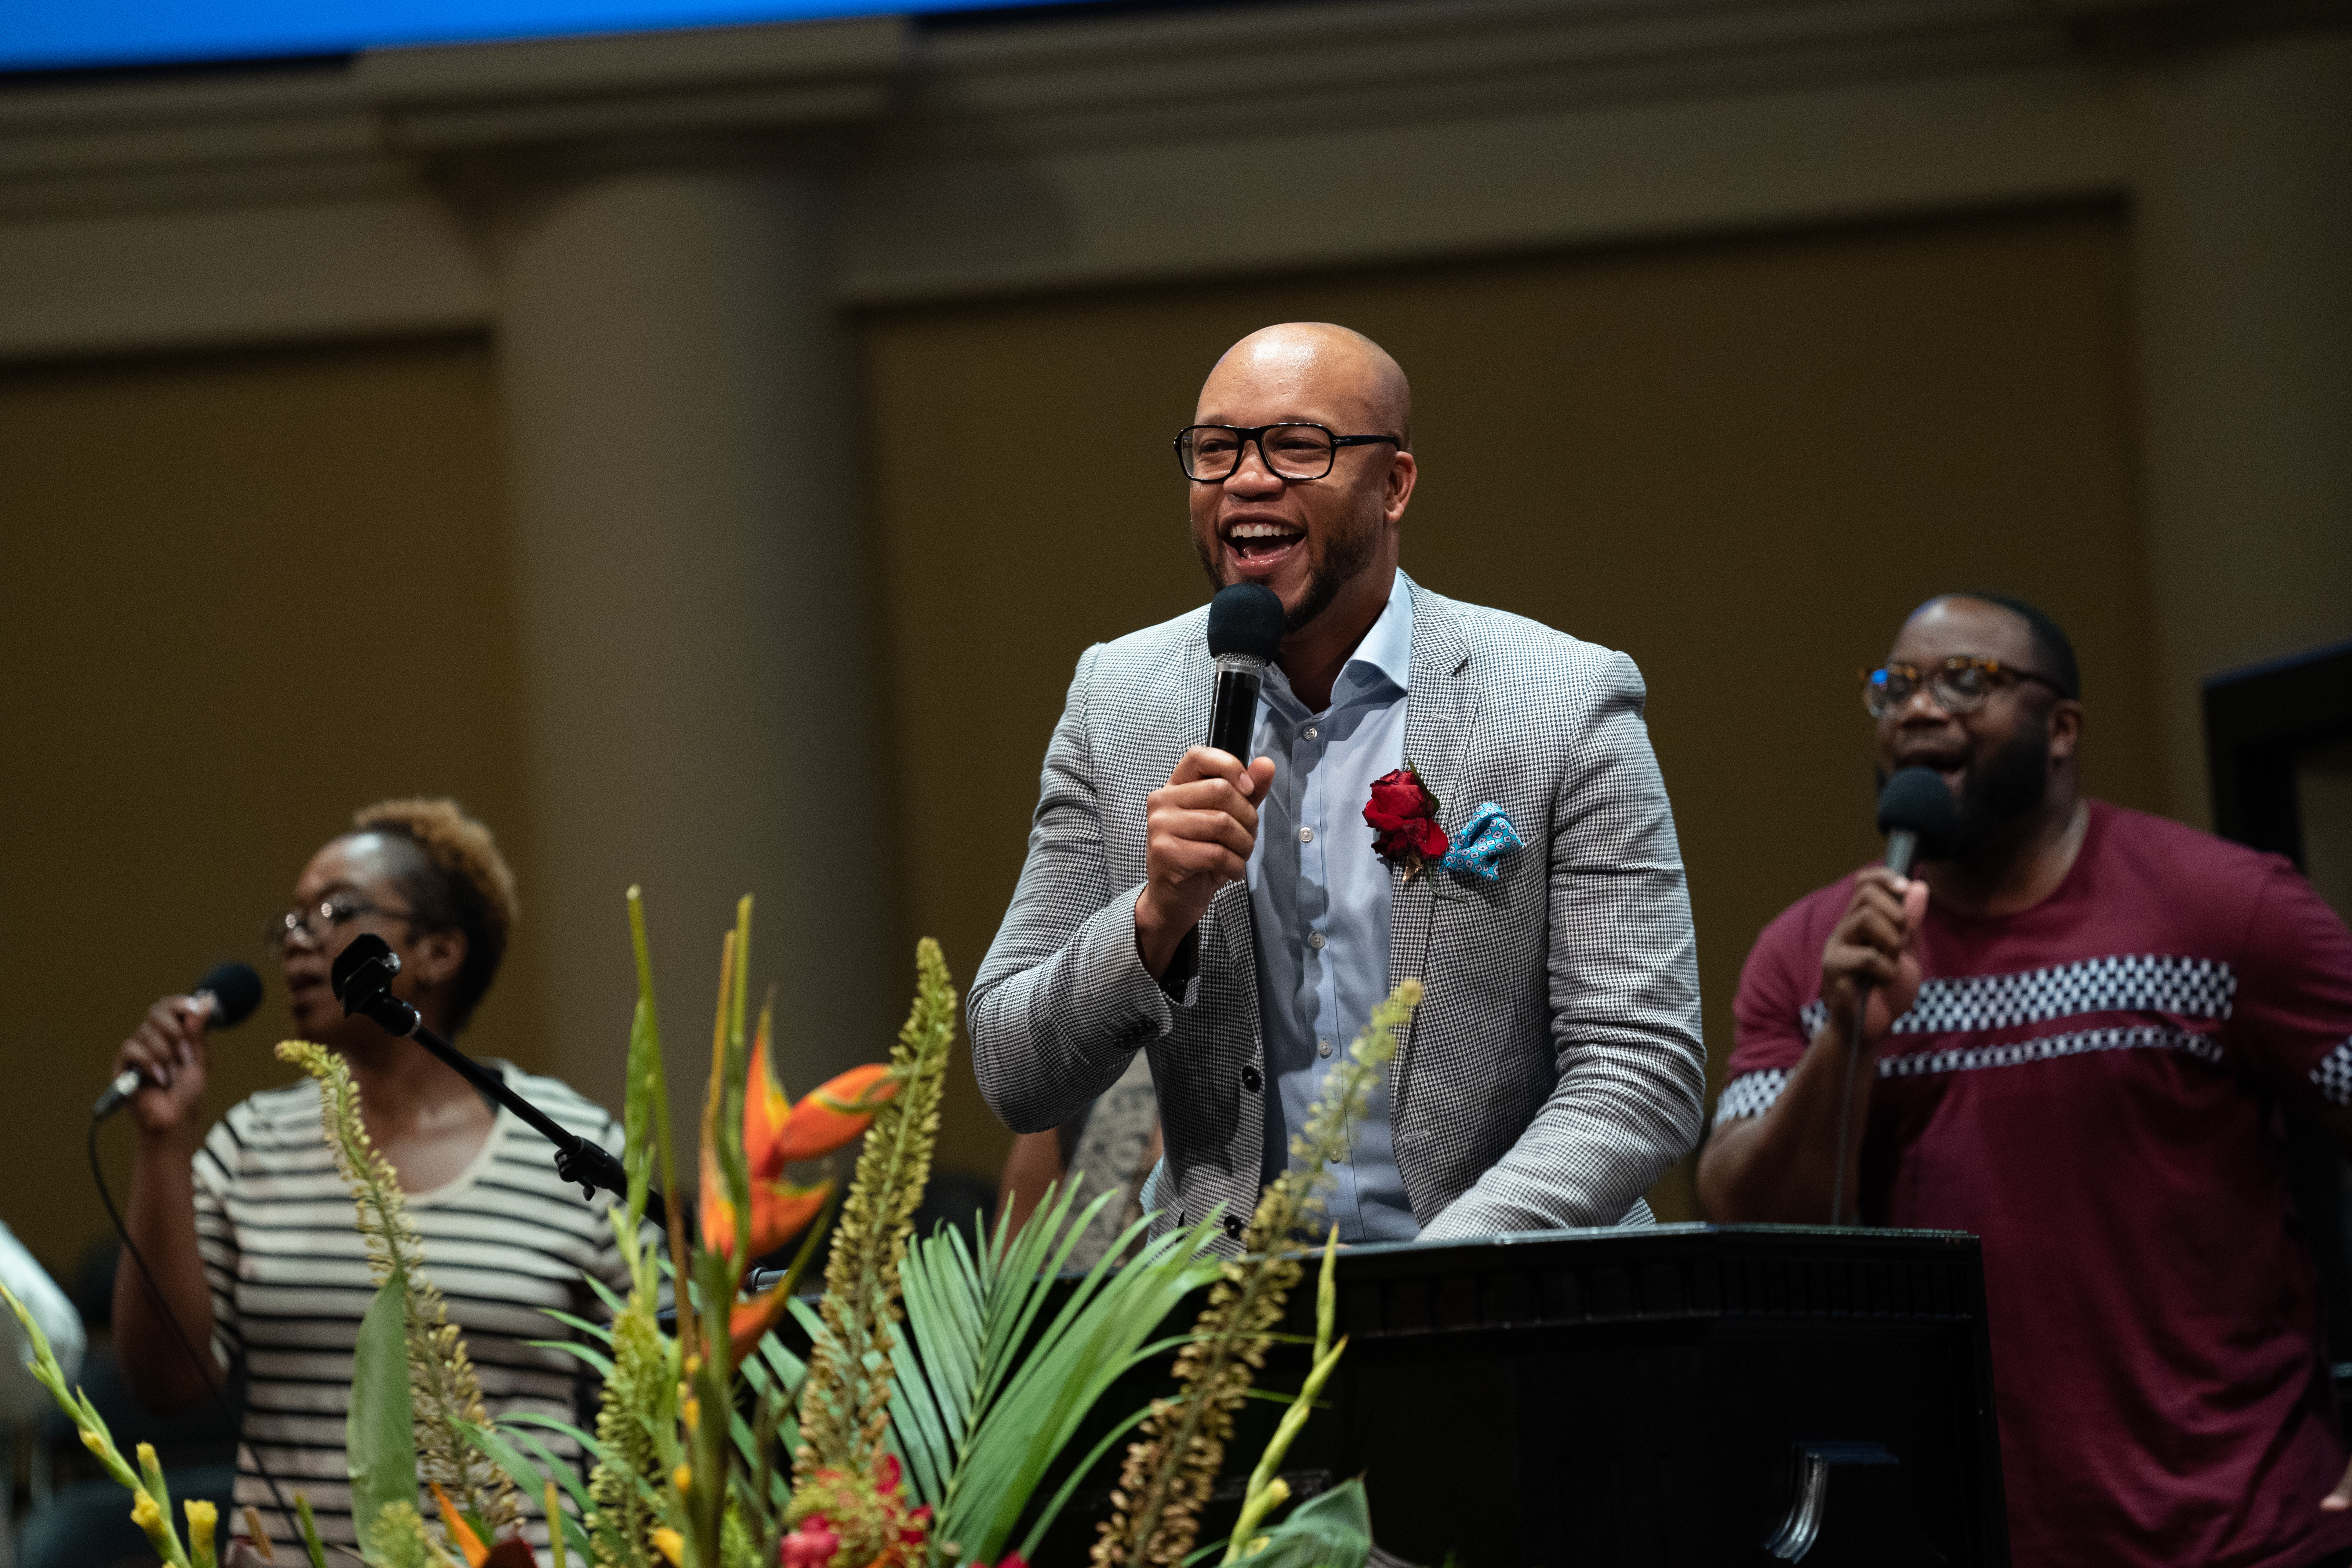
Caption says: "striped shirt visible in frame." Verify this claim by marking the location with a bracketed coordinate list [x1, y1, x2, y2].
[193, 1065, 631, 1555]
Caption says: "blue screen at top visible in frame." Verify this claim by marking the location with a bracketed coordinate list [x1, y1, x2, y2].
[0, 0, 1036, 75]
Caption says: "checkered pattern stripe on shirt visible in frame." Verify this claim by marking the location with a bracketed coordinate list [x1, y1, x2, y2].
[969, 574, 1706, 1249]
[1716, 955, 2238, 1126]
[2311, 1036, 2352, 1105]
[1890, 955, 2235, 1034]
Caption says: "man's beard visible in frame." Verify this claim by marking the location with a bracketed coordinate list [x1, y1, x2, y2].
[1878, 721, 2052, 860]
[1195, 498, 1384, 634]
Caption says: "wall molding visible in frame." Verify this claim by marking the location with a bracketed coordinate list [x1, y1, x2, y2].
[0, 0, 2285, 358]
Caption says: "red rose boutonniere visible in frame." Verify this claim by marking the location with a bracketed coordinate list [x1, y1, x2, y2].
[1364, 764, 1449, 882]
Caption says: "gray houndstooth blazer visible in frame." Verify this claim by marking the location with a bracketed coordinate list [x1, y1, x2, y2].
[969, 572, 1706, 1249]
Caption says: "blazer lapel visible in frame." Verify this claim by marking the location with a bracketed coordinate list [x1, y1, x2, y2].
[1388, 576, 1479, 1111]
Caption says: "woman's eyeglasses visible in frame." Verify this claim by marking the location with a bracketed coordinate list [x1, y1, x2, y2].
[263, 895, 410, 955]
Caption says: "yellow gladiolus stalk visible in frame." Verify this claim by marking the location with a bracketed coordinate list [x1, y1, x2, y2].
[186, 1498, 221, 1568]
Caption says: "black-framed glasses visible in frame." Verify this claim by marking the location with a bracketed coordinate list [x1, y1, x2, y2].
[1174, 423, 1401, 483]
[1861, 656, 2067, 719]
[264, 895, 412, 954]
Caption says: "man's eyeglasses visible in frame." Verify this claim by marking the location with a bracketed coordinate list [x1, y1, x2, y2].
[1174, 424, 1401, 483]
[264, 895, 410, 955]
[1861, 656, 2066, 719]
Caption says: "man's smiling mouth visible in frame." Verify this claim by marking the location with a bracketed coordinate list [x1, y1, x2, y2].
[1225, 519, 1305, 563]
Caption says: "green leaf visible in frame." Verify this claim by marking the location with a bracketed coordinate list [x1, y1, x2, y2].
[346, 1278, 418, 1548]
[294, 1493, 332, 1568]
[501, 1428, 593, 1512]
[453, 1420, 546, 1503]
[1228, 1479, 1373, 1568]
[539, 1305, 618, 1345]
[580, 1274, 629, 1322]
[524, 1337, 616, 1380]
[500, 1410, 613, 1467]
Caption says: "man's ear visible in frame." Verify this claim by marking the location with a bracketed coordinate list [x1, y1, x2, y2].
[2047, 699, 2084, 764]
[412, 927, 469, 991]
[1385, 449, 1418, 522]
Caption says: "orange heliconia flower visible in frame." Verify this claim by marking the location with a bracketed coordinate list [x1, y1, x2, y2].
[773, 1063, 899, 1168]
[427, 1483, 537, 1568]
[700, 1154, 832, 1264]
[728, 1272, 800, 1364]
[702, 1011, 882, 1262]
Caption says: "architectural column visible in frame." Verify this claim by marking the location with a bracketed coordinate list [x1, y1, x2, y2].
[489, 154, 892, 1134]
[2128, 24, 2352, 825]
[349, 15, 910, 1130]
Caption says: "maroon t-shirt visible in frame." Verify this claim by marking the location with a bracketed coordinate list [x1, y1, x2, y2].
[1724, 801, 2352, 1568]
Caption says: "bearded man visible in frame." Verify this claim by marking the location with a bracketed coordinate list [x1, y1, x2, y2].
[970, 322, 1705, 1250]
[1698, 593, 2352, 1568]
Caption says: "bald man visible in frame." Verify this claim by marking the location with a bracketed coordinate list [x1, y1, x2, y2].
[971, 324, 1705, 1250]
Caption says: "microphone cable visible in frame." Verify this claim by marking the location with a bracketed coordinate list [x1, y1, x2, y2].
[86, 1114, 305, 1550]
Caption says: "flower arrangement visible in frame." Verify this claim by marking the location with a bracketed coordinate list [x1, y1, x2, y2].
[2, 888, 1421, 1568]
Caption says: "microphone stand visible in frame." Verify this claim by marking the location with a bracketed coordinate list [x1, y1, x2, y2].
[333, 933, 667, 1230]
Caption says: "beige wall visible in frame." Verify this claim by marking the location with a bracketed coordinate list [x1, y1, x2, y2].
[861, 205, 2163, 1215]
[0, 338, 541, 1274]
[0, 201, 2163, 1271]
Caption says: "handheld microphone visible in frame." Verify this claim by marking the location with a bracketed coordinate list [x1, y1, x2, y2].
[1828, 768, 1958, 1223]
[1877, 766, 1959, 883]
[94, 961, 264, 1120]
[1206, 583, 1285, 762]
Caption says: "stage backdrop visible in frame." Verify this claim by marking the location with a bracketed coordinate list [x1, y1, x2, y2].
[0, 201, 2159, 1276]
[858, 202, 2163, 1214]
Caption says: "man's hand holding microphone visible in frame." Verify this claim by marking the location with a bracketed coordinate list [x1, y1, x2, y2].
[1136, 583, 1287, 980]
[1817, 866, 1929, 1067]
[1136, 746, 1277, 978]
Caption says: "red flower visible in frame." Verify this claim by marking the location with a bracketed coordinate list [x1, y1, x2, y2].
[780, 1515, 839, 1568]
[1364, 766, 1448, 874]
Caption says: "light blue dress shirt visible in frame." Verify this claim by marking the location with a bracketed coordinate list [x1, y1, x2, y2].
[1245, 570, 1419, 1243]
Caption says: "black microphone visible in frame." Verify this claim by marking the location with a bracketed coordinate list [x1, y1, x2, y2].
[1828, 768, 1959, 1223]
[330, 933, 663, 1226]
[1206, 583, 1285, 761]
[1877, 765, 1959, 882]
[94, 961, 264, 1120]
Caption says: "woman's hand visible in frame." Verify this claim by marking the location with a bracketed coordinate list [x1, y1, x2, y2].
[111, 996, 213, 1140]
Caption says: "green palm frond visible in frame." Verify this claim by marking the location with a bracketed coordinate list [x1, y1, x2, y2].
[884, 1180, 1224, 1568]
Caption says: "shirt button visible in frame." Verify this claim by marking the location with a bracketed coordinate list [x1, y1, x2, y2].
[1318, 1038, 1332, 1058]
[1241, 1065, 1263, 1093]
[1299, 827, 1314, 843]
[1308, 930, 1326, 950]
[1304, 726, 1319, 740]
[1223, 1213, 1247, 1240]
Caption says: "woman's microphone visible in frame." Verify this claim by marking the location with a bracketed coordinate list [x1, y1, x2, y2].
[93, 961, 263, 1120]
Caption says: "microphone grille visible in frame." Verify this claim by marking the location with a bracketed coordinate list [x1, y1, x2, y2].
[1876, 767, 1960, 853]
[1206, 583, 1285, 661]
[195, 961, 264, 1028]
